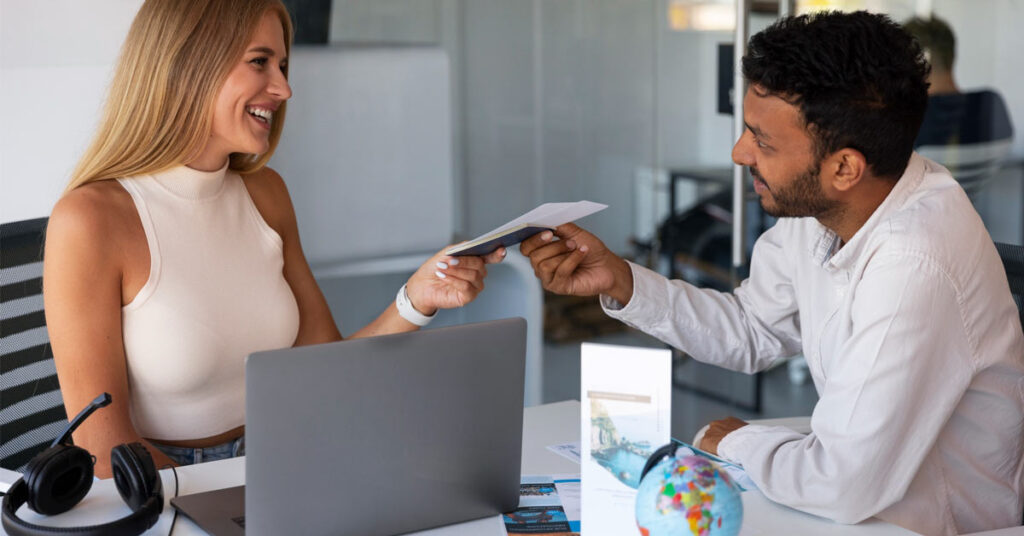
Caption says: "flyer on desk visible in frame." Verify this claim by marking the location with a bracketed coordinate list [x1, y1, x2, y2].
[503, 474, 581, 535]
[580, 343, 671, 535]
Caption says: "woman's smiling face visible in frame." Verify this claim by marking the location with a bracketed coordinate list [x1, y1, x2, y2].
[193, 11, 291, 169]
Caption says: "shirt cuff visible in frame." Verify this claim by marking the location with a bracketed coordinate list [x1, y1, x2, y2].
[599, 292, 626, 311]
[715, 424, 772, 465]
[599, 261, 671, 326]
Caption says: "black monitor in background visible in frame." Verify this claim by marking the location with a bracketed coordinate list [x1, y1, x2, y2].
[282, 0, 331, 45]
[717, 43, 734, 116]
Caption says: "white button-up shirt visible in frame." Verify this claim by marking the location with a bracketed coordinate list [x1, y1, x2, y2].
[602, 154, 1024, 535]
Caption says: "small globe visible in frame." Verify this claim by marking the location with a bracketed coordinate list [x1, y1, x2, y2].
[635, 454, 743, 536]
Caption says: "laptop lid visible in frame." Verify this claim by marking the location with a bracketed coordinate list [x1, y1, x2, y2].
[245, 317, 526, 536]
[170, 486, 245, 536]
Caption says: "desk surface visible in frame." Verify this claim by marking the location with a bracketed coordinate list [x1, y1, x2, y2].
[4, 400, 1020, 535]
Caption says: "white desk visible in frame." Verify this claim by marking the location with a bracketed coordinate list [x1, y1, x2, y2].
[5, 401, 1017, 535]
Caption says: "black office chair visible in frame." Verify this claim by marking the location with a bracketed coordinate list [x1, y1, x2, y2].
[995, 242, 1024, 330]
[916, 89, 1015, 198]
[0, 217, 68, 472]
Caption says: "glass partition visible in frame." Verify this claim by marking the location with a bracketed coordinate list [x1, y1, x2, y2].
[284, 0, 1023, 427]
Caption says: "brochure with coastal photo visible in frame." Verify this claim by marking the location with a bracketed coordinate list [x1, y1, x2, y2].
[503, 474, 581, 535]
[580, 343, 671, 535]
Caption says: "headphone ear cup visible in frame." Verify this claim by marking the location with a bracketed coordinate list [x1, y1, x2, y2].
[24, 444, 94, 516]
[111, 442, 161, 511]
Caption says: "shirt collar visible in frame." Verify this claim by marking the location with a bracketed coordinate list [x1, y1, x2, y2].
[150, 161, 230, 200]
[809, 152, 926, 270]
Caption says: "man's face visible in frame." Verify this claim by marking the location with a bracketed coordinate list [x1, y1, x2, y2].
[731, 86, 841, 219]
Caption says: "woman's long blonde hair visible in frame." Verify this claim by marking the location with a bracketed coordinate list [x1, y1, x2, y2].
[65, 0, 292, 193]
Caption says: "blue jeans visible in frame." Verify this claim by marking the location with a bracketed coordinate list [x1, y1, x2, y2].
[150, 435, 245, 466]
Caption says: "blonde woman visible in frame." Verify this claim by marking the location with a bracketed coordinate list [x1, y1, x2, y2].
[43, 0, 505, 479]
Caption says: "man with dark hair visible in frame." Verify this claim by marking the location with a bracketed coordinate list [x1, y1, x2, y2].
[522, 11, 1024, 535]
[903, 16, 956, 89]
[904, 16, 1014, 178]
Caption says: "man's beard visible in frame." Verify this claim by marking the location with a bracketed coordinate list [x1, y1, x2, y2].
[751, 160, 842, 219]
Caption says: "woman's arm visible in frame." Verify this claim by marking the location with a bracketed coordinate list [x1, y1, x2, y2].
[43, 183, 177, 479]
[242, 167, 503, 344]
[242, 168, 342, 345]
[348, 247, 504, 339]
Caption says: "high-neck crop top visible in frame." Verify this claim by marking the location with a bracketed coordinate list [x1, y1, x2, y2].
[117, 164, 299, 441]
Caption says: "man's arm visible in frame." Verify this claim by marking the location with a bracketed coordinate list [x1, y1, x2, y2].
[606, 222, 804, 373]
[522, 221, 805, 374]
[715, 252, 973, 524]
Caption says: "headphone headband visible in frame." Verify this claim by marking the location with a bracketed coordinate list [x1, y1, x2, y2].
[2, 480, 162, 536]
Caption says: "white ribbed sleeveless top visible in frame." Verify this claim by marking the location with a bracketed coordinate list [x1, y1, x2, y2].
[117, 164, 299, 440]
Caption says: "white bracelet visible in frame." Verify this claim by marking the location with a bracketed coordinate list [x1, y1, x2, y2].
[395, 284, 436, 326]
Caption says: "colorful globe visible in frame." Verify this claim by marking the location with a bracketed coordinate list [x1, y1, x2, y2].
[635, 454, 743, 536]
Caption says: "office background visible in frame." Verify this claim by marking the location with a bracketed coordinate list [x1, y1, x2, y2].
[3, 0, 1022, 436]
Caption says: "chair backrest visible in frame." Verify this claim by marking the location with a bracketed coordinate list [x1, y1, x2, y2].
[915, 89, 1015, 197]
[994, 242, 1024, 331]
[916, 139, 1013, 196]
[1, 217, 67, 472]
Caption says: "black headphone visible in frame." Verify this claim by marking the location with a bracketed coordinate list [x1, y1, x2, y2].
[639, 440, 684, 483]
[1, 393, 164, 536]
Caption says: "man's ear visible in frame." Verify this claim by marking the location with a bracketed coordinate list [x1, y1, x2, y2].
[823, 148, 867, 193]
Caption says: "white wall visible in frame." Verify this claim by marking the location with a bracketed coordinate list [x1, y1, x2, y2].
[461, 0, 660, 254]
[269, 47, 453, 263]
[0, 0, 143, 222]
[989, 1, 1024, 158]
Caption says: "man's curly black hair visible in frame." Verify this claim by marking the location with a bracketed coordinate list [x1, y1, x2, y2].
[742, 11, 930, 179]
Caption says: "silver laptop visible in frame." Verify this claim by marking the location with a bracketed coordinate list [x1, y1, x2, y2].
[171, 318, 526, 536]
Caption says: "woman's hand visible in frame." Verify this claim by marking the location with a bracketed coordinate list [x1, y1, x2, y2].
[405, 245, 507, 313]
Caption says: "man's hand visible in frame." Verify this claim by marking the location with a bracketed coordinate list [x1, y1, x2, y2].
[699, 416, 749, 456]
[519, 223, 634, 304]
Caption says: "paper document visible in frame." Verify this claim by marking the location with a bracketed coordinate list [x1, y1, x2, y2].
[446, 201, 607, 256]
[580, 343, 672, 535]
[483, 201, 607, 237]
[546, 442, 582, 465]
[672, 443, 758, 491]
[503, 474, 581, 535]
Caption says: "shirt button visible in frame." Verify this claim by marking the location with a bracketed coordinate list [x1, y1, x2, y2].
[837, 286, 846, 298]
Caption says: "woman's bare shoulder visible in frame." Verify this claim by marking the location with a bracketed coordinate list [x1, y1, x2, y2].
[239, 166, 296, 232]
[48, 180, 138, 249]
[240, 165, 290, 199]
